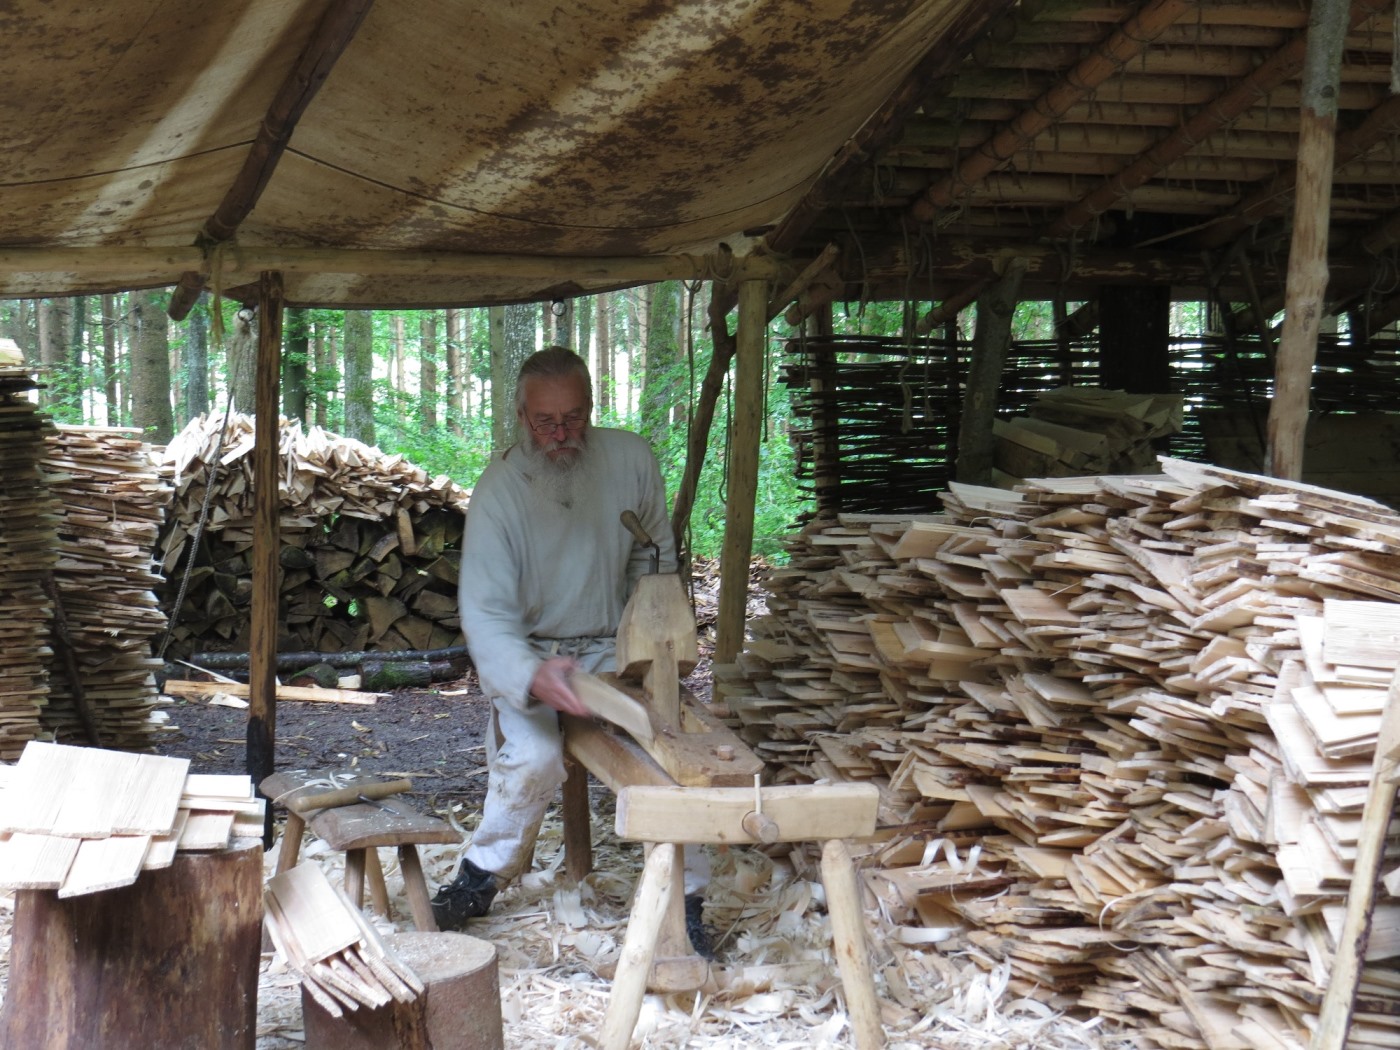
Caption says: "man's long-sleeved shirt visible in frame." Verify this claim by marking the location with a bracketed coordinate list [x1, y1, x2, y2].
[458, 427, 677, 708]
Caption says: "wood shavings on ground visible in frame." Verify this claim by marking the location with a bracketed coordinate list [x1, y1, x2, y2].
[0, 793, 1132, 1048]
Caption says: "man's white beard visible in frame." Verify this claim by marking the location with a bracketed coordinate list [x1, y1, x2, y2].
[518, 433, 593, 509]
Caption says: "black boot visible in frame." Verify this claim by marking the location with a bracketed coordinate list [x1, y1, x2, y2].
[684, 894, 716, 960]
[431, 858, 498, 931]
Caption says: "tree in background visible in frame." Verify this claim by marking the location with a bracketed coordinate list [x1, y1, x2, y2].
[131, 289, 174, 442]
[282, 306, 309, 423]
[640, 281, 682, 448]
[343, 310, 375, 444]
[185, 297, 210, 423]
[420, 312, 438, 428]
[491, 303, 533, 451]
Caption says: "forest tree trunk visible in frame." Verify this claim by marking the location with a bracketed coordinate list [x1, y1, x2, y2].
[185, 296, 210, 423]
[420, 311, 438, 428]
[343, 310, 375, 445]
[132, 289, 175, 442]
[283, 306, 309, 424]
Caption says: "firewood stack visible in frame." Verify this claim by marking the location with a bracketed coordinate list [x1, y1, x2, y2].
[716, 458, 1400, 1047]
[41, 425, 173, 749]
[0, 366, 61, 759]
[993, 387, 1182, 482]
[155, 414, 470, 659]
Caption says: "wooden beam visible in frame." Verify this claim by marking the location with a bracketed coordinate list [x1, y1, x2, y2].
[1040, 0, 1390, 241]
[909, 0, 1195, 224]
[954, 258, 1027, 485]
[0, 246, 787, 284]
[714, 280, 768, 664]
[167, 0, 377, 321]
[614, 784, 878, 845]
[1267, 0, 1349, 481]
[249, 271, 283, 846]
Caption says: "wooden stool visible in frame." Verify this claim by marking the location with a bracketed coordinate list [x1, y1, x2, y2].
[599, 783, 884, 1050]
[262, 770, 461, 931]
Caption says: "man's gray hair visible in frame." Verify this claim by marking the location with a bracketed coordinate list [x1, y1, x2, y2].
[514, 346, 593, 414]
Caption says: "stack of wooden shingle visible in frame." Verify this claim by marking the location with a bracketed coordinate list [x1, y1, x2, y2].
[42, 425, 172, 748]
[0, 741, 262, 896]
[717, 458, 1400, 1048]
[0, 367, 60, 759]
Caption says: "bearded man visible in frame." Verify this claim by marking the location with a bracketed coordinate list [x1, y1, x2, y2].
[434, 346, 711, 938]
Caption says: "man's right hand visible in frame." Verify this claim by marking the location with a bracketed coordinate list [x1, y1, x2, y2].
[529, 656, 589, 717]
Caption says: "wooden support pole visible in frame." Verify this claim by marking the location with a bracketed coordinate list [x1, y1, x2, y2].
[561, 753, 593, 884]
[250, 271, 283, 845]
[670, 289, 735, 557]
[821, 839, 884, 1050]
[714, 279, 768, 664]
[1312, 667, 1400, 1050]
[954, 258, 1027, 485]
[1267, 0, 1349, 480]
[599, 843, 679, 1050]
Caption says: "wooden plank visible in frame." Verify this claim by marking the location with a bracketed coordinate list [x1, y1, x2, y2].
[571, 672, 654, 744]
[163, 680, 379, 705]
[58, 835, 151, 897]
[266, 862, 363, 962]
[178, 811, 235, 852]
[0, 833, 81, 890]
[614, 784, 879, 844]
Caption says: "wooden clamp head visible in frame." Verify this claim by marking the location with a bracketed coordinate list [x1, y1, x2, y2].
[616, 573, 698, 727]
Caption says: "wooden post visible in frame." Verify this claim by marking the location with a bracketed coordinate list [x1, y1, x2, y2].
[809, 306, 841, 518]
[1312, 667, 1400, 1050]
[250, 271, 283, 844]
[821, 838, 885, 1050]
[1266, 0, 1348, 480]
[561, 753, 594, 884]
[599, 843, 679, 1050]
[714, 278, 767, 664]
[954, 258, 1026, 485]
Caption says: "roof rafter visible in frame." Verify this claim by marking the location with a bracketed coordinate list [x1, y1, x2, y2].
[166, 0, 377, 321]
[908, 0, 1197, 225]
[1039, 0, 1392, 241]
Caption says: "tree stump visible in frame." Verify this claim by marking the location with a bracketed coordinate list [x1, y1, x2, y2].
[302, 931, 503, 1050]
[0, 841, 263, 1049]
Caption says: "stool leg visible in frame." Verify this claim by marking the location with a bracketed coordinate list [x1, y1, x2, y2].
[820, 838, 883, 1050]
[399, 844, 438, 931]
[275, 812, 305, 875]
[345, 849, 367, 909]
[365, 847, 391, 918]
[599, 842, 677, 1050]
[562, 753, 593, 884]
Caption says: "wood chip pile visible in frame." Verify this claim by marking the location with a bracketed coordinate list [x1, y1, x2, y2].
[42, 425, 172, 749]
[994, 387, 1183, 482]
[0, 369, 60, 758]
[0, 741, 262, 896]
[155, 413, 470, 659]
[715, 457, 1400, 1049]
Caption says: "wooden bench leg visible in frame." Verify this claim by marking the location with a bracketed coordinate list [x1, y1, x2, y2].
[562, 753, 592, 884]
[275, 812, 305, 875]
[648, 845, 707, 993]
[820, 838, 884, 1050]
[399, 844, 438, 932]
[345, 848, 366, 909]
[365, 847, 391, 918]
[599, 843, 677, 1050]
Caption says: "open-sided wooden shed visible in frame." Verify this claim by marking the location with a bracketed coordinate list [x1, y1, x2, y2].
[4, 1, 1400, 1044]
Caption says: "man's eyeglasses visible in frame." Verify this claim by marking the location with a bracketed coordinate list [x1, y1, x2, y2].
[527, 413, 588, 436]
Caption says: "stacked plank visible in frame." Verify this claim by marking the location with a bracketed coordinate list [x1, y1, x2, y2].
[155, 413, 469, 658]
[0, 741, 263, 897]
[265, 861, 424, 1019]
[42, 425, 172, 748]
[0, 367, 61, 759]
[716, 458, 1400, 1048]
[994, 386, 1182, 481]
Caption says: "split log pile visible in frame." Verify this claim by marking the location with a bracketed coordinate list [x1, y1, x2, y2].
[265, 861, 424, 1019]
[0, 368, 60, 758]
[155, 413, 470, 659]
[715, 458, 1400, 1048]
[42, 425, 173, 749]
[0, 741, 263, 896]
[993, 387, 1182, 483]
